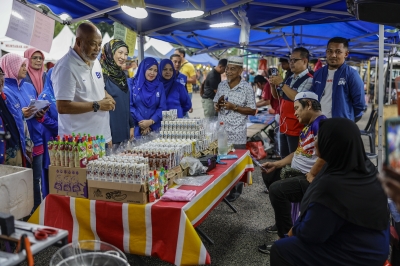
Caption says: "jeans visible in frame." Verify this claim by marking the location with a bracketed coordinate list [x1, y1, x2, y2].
[269, 175, 310, 238]
[29, 154, 43, 212]
[279, 133, 299, 158]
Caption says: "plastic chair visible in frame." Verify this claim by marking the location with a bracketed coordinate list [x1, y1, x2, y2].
[360, 109, 378, 154]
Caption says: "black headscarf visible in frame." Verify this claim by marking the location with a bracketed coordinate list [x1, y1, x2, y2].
[100, 39, 129, 92]
[300, 118, 388, 231]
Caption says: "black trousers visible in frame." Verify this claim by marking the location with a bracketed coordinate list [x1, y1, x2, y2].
[269, 175, 310, 238]
[279, 133, 299, 158]
[262, 168, 282, 190]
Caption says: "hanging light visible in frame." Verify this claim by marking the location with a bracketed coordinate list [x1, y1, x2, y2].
[119, 0, 148, 19]
[210, 22, 235, 28]
[171, 10, 204, 19]
[171, 1, 204, 19]
[210, 12, 234, 28]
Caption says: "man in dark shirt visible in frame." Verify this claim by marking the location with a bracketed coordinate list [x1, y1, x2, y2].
[279, 57, 293, 81]
[201, 59, 227, 117]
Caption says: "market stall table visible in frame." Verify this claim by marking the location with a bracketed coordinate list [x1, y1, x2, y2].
[28, 149, 253, 265]
[247, 114, 275, 138]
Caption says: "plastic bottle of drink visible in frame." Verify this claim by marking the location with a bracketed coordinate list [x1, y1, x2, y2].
[218, 121, 228, 155]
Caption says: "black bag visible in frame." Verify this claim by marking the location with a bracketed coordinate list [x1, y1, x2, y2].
[198, 155, 217, 172]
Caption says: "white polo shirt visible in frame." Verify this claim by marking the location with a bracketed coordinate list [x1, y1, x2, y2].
[52, 48, 111, 142]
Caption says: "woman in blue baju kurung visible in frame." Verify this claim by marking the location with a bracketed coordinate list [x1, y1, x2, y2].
[129, 57, 166, 137]
[38, 68, 58, 197]
[158, 59, 191, 118]
[270, 118, 389, 266]
[100, 39, 134, 144]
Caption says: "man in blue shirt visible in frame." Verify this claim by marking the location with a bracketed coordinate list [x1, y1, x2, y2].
[310, 37, 365, 121]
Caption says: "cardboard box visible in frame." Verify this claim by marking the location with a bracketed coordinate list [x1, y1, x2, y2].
[166, 165, 186, 186]
[0, 165, 33, 219]
[88, 179, 148, 204]
[49, 166, 88, 198]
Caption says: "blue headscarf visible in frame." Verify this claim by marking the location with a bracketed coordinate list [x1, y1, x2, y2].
[158, 59, 177, 96]
[131, 57, 160, 108]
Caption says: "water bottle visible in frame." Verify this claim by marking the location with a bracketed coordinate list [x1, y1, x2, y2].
[218, 122, 228, 155]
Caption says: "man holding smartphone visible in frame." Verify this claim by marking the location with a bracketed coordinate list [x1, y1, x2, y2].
[269, 47, 313, 158]
[214, 56, 257, 202]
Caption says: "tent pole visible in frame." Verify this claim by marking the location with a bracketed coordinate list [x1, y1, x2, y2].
[138, 34, 145, 64]
[378, 24, 384, 171]
[388, 54, 394, 104]
[374, 57, 378, 110]
[366, 60, 371, 103]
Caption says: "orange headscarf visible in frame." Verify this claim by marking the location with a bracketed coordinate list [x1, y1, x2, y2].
[24, 48, 45, 94]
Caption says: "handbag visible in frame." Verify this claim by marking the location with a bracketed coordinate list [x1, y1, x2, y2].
[246, 134, 266, 160]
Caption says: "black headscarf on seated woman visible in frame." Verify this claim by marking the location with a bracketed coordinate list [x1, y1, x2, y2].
[300, 118, 388, 231]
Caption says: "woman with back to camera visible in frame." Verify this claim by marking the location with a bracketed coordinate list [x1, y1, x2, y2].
[158, 59, 191, 118]
[129, 57, 166, 137]
[270, 118, 389, 266]
[100, 39, 134, 144]
[0, 66, 32, 167]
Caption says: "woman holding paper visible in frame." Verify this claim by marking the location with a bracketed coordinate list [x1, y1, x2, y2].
[24, 48, 46, 95]
[1, 53, 47, 212]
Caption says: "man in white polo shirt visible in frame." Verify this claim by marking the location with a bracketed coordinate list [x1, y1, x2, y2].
[52, 23, 115, 143]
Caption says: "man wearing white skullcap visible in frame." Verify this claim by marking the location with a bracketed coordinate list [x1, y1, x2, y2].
[213, 56, 257, 202]
[258, 90, 327, 254]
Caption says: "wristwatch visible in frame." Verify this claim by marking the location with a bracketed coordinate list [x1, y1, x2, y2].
[234, 105, 238, 111]
[278, 82, 285, 88]
[92, 101, 100, 112]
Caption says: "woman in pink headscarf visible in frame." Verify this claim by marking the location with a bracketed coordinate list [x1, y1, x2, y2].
[1, 53, 48, 212]
[24, 48, 46, 95]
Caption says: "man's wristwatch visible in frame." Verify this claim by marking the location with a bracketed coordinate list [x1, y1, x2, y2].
[234, 105, 238, 111]
[278, 82, 285, 88]
[93, 101, 100, 112]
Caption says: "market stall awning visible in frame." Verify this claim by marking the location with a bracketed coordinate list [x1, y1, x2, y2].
[22, 0, 398, 58]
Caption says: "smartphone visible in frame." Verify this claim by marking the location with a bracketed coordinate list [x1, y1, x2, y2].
[270, 67, 278, 76]
[250, 154, 267, 171]
[385, 117, 400, 177]
[218, 95, 225, 106]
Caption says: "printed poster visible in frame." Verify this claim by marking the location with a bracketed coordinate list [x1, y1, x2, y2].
[114, 22, 137, 57]
[5, 0, 55, 53]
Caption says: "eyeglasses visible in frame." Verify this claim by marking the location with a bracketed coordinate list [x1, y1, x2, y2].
[289, 58, 303, 63]
[326, 49, 344, 55]
[31, 56, 43, 61]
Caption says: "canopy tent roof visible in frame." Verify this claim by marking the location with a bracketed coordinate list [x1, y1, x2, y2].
[24, 0, 399, 59]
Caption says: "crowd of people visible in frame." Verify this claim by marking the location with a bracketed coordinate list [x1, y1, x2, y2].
[0, 22, 194, 213]
[0, 21, 398, 265]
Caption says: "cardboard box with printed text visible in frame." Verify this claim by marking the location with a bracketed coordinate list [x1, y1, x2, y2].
[49, 166, 88, 198]
[88, 179, 148, 204]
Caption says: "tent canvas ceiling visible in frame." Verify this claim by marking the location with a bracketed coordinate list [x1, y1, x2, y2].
[23, 0, 399, 58]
